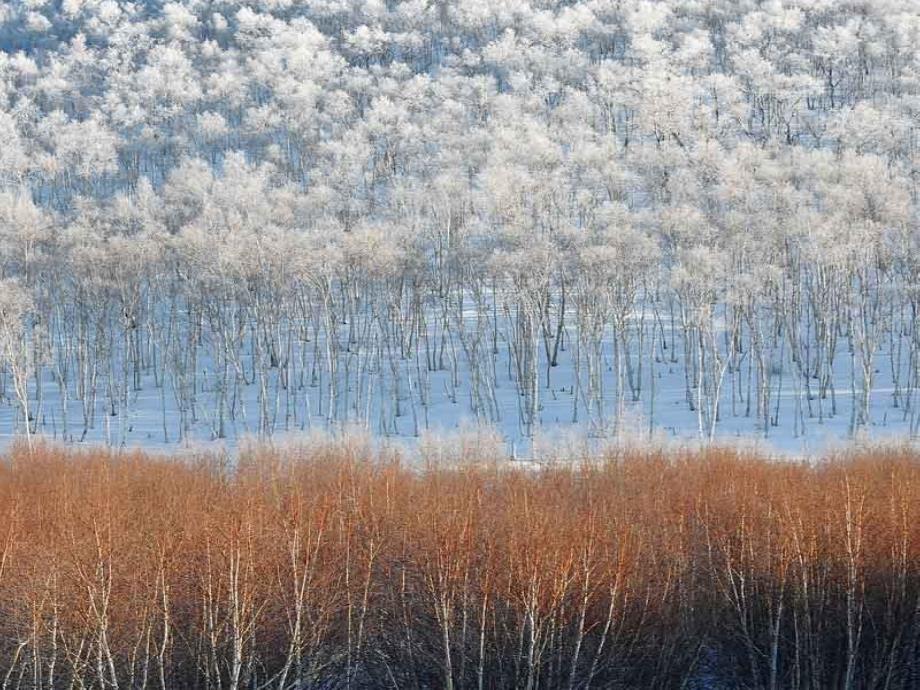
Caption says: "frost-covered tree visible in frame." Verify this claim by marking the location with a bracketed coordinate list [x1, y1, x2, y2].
[0, 279, 35, 450]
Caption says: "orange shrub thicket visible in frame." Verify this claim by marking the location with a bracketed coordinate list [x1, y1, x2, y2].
[0, 442, 917, 689]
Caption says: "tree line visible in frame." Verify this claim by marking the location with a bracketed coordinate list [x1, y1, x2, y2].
[0, 442, 917, 688]
[0, 0, 918, 446]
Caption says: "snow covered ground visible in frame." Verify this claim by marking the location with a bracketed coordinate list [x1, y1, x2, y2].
[1, 312, 916, 458]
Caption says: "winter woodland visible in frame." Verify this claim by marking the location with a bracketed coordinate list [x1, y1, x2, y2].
[0, 0, 918, 452]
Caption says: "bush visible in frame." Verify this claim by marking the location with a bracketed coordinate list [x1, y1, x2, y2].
[0, 442, 917, 688]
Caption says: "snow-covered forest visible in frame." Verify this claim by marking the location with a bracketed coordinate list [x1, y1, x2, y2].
[0, 0, 918, 451]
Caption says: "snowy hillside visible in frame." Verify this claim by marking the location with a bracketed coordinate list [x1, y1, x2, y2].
[0, 0, 918, 454]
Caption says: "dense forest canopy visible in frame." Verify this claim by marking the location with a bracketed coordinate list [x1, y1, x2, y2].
[0, 0, 918, 448]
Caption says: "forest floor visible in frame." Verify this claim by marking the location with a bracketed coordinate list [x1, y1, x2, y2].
[0, 321, 916, 457]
